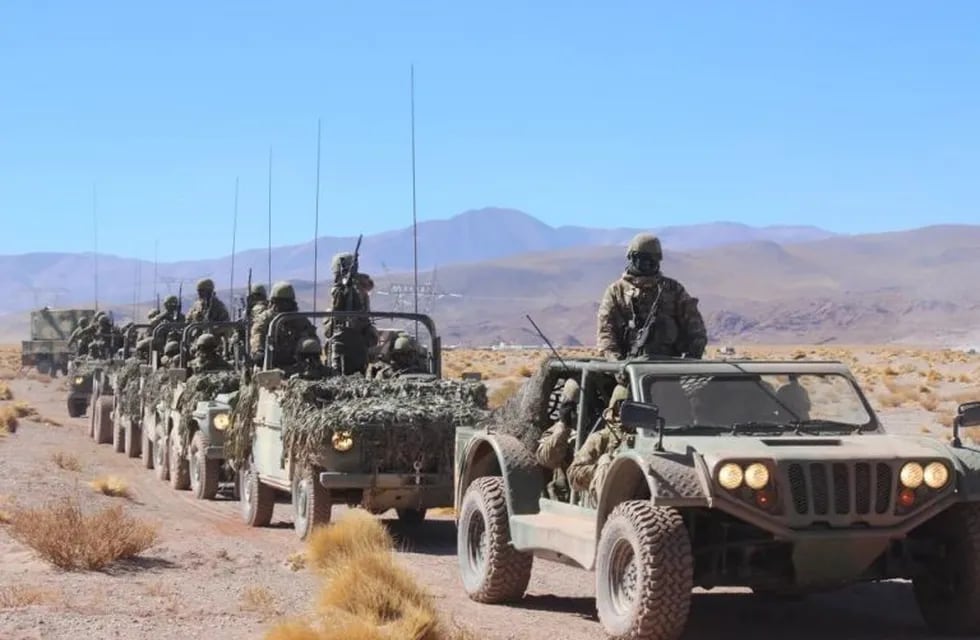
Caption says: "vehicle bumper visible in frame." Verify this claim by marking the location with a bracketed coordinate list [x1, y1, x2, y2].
[319, 471, 448, 490]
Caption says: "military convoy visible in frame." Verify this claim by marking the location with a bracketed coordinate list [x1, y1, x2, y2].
[453, 355, 980, 639]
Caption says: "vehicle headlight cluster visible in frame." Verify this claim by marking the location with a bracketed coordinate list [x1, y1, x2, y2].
[73, 376, 85, 385]
[900, 461, 949, 490]
[331, 430, 354, 452]
[212, 413, 231, 431]
[718, 462, 770, 490]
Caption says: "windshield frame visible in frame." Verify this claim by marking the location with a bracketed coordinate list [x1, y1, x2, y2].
[636, 369, 882, 433]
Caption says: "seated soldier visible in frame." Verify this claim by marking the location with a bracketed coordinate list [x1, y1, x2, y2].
[250, 281, 317, 370]
[287, 337, 333, 380]
[370, 333, 427, 379]
[535, 378, 581, 501]
[160, 340, 182, 368]
[568, 384, 630, 507]
[188, 333, 232, 373]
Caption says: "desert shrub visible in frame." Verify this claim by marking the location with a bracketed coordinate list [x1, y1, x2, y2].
[89, 475, 131, 498]
[7, 495, 158, 570]
[51, 451, 82, 472]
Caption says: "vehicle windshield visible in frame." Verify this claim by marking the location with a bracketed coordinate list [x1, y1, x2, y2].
[640, 372, 875, 433]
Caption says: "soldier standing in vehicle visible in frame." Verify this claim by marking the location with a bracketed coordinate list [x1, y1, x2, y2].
[186, 278, 230, 323]
[597, 233, 707, 360]
[567, 384, 630, 507]
[535, 378, 581, 501]
[250, 281, 318, 368]
[68, 317, 91, 355]
[188, 333, 232, 373]
[247, 284, 268, 319]
[151, 295, 185, 327]
[324, 251, 378, 375]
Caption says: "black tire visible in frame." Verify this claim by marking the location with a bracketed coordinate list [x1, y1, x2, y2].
[457, 476, 532, 603]
[189, 432, 220, 500]
[595, 501, 693, 640]
[169, 431, 190, 491]
[94, 397, 114, 444]
[292, 468, 331, 540]
[125, 420, 141, 458]
[111, 404, 125, 454]
[141, 427, 154, 469]
[67, 398, 83, 418]
[240, 458, 274, 527]
[396, 508, 428, 524]
[154, 431, 169, 481]
[914, 503, 980, 635]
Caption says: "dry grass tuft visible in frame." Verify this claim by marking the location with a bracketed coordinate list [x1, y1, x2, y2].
[285, 551, 307, 572]
[89, 475, 131, 498]
[241, 586, 279, 617]
[515, 364, 533, 377]
[0, 406, 18, 434]
[0, 585, 55, 609]
[12, 401, 36, 418]
[0, 381, 12, 400]
[488, 379, 523, 409]
[52, 451, 83, 472]
[7, 495, 159, 570]
[266, 510, 475, 640]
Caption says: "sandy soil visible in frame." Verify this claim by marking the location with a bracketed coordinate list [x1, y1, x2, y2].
[1, 345, 979, 639]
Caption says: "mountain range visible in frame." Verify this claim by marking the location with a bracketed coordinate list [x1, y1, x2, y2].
[2, 208, 978, 348]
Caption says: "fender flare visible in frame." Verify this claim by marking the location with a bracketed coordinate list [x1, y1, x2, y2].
[456, 433, 542, 517]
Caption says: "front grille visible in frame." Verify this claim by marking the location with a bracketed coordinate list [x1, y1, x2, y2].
[358, 424, 453, 474]
[787, 462, 893, 521]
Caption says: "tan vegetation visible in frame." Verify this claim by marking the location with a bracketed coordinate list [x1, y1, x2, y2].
[0, 405, 19, 434]
[0, 585, 56, 609]
[89, 475, 131, 498]
[0, 380, 12, 400]
[7, 495, 158, 570]
[241, 586, 280, 617]
[52, 451, 83, 472]
[266, 509, 474, 640]
[487, 379, 522, 408]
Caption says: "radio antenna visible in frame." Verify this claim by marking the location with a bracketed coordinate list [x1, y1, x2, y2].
[230, 176, 239, 305]
[267, 146, 273, 290]
[410, 64, 420, 338]
[312, 118, 322, 312]
[92, 184, 99, 310]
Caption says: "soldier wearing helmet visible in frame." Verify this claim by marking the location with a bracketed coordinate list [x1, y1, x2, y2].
[247, 284, 268, 320]
[160, 340, 182, 368]
[535, 378, 582, 502]
[186, 278, 230, 323]
[250, 281, 317, 368]
[597, 233, 707, 361]
[68, 316, 92, 355]
[288, 336, 332, 380]
[188, 333, 231, 373]
[324, 251, 378, 375]
[370, 333, 426, 379]
[567, 384, 630, 507]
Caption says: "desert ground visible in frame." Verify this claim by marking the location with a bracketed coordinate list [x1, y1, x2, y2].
[1, 343, 979, 640]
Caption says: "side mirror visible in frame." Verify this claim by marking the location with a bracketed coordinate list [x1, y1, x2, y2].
[951, 401, 980, 448]
[620, 400, 661, 430]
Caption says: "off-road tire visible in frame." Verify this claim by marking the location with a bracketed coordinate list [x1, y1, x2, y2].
[154, 432, 169, 481]
[67, 398, 84, 419]
[457, 476, 532, 603]
[396, 508, 428, 524]
[595, 501, 693, 640]
[141, 427, 154, 469]
[125, 421, 141, 458]
[168, 431, 190, 490]
[189, 431, 220, 500]
[914, 502, 980, 635]
[292, 468, 331, 540]
[240, 458, 274, 527]
[94, 396, 114, 444]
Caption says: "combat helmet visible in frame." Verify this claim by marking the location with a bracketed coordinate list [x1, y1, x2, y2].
[196, 278, 215, 294]
[250, 284, 267, 300]
[560, 378, 581, 404]
[270, 281, 295, 301]
[163, 340, 180, 358]
[297, 337, 322, 356]
[392, 333, 418, 354]
[195, 333, 219, 351]
[331, 252, 354, 275]
[163, 295, 179, 310]
[77, 317, 90, 328]
[627, 233, 663, 261]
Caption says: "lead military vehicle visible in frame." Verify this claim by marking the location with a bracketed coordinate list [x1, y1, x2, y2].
[21, 307, 95, 377]
[234, 310, 487, 540]
[454, 356, 980, 639]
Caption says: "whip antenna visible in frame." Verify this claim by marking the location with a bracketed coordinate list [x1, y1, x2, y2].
[312, 118, 322, 312]
[410, 64, 419, 338]
[267, 146, 273, 290]
[92, 184, 99, 310]
[230, 176, 239, 305]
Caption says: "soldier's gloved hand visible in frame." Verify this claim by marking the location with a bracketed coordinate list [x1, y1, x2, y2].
[558, 402, 575, 426]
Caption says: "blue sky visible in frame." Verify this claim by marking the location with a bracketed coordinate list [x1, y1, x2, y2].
[1, 1, 978, 261]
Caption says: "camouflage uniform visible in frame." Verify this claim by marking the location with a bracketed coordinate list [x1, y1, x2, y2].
[68, 318, 91, 355]
[160, 340, 181, 368]
[186, 278, 231, 323]
[324, 252, 378, 375]
[535, 378, 581, 501]
[188, 334, 232, 373]
[567, 384, 629, 507]
[247, 284, 268, 320]
[597, 233, 707, 360]
[287, 337, 333, 380]
[369, 334, 426, 379]
[250, 281, 317, 369]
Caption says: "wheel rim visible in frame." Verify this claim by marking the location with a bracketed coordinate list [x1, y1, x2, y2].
[295, 480, 309, 525]
[607, 537, 639, 616]
[190, 447, 201, 489]
[465, 507, 488, 575]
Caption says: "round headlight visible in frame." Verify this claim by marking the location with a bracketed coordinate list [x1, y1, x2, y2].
[900, 462, 924, 489]
[331, 430, 354, 452]
[74, 376, 85, 385]
[744, 463, 770, 490]
[213, 413, 231, 431]
[718, 463, 744, 490]
[923, 462, 950, 489]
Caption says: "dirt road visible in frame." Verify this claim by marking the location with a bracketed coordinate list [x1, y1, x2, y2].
[0, 375, 951, 640]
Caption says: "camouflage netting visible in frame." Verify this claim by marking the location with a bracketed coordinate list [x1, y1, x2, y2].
[226, 375, 490, 471]
[114, 358, 144, 421]
[140, 369, 174, 413]
[227, 377, 260, 466]
[174, 370, 242, 443]
[484, 358, 560, 452]
[69, 357, 108, 378]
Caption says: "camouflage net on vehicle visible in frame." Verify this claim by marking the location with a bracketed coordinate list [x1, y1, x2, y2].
[140, 369, 174, 413]
[174, 370, 242, 445]
[68, 357, 108, 379]
[483, 358, 558, 452]
[225, 375, 489, 471]
[114, 358, 144, 422]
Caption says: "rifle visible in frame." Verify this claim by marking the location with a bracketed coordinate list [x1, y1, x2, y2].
[176, 282, 183, 321]
[156, 293, 161, 315]
[243, 268, 253, 366]
[340, 234, 363, 320]
[627, 285, 663, 359]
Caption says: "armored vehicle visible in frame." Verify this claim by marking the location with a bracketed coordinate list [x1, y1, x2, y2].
[454, 356, 980, 639]
[235, 311, 486, 540]
[67, 358, 100, 418]
[21, 307, 95, 377]
[136, 321, 187, 475]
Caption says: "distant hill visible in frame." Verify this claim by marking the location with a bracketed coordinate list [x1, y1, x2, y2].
[0, 207, 833, 314]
